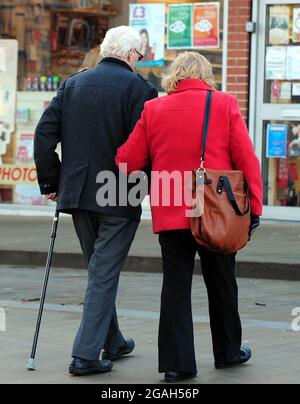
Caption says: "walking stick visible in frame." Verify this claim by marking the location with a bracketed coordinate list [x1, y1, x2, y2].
[27, 210, 60, 371]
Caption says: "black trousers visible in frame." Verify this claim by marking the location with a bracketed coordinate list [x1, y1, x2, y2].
[158, 230, 242, 374]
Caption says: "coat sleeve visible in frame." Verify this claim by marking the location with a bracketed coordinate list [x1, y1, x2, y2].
[229, 96, 263, 216]
[116, 104, 150, 173]
[34, 80, 66, 195]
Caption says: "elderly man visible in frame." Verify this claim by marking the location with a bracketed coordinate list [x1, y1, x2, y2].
[34, 26, 158, 376]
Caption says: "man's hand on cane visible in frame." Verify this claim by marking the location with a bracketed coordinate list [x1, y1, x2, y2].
[47, 193, 58, 202]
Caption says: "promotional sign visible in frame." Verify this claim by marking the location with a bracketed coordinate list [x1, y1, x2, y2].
[293, 8, 300, 43]
[0, 164, 37, 186]
[16, 134, 34, 163]
[0, 39, 18, 166]
[287, 46, 300, 80]
[168, 4, 193, 49]
[269, 6, 290, 45]
[266, 46, 287, 80]
[129, 3, 166, 67]
[0, 40, 18, 131]
[193, 2, 220, 48]
[292, 83, 300, 96]
[168, 3, 220, 50]
[267, 124, 288, 159]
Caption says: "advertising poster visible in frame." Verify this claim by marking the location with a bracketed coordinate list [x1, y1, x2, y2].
[280, 82, 292, 103]
[287, 46, 300, 80]
[129, 3, 166, 67]
[16, 134, 34, 163]
[293, 8, 300, 43]
[267, 124, 288, 159]
[168, 3, 221, 50]
[292, 83, 300, 96]
[193, 2, 220, 48]
[0, 40, 18, 131]
[168, 4, 193, 49]
[269, 6, 290, 45]
[266, 46, 287, 80]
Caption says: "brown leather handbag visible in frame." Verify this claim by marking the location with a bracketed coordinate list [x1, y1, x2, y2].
[191, 91, 251, 254]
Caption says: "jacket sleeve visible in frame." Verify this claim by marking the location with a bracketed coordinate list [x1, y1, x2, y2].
[116, 104, 150, 173]
[229, 96, 263, 216]
[34, 80, 66, 195]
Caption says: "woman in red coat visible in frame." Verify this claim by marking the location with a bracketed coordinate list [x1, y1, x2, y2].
[116, 52, 263, 383]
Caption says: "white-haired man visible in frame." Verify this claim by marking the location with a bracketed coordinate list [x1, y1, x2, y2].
[34, 26, 158, 376]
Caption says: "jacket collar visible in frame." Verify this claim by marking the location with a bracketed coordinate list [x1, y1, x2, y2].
[100, 57, 133, 72]
[171, 79, 214, 94]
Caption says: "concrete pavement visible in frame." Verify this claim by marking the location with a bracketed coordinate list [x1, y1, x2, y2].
[0, 216, 300, 279]
[0, 266, 299, 384]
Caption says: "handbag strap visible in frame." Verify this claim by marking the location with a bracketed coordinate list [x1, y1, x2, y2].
[201, 90, 213, 166]
[220, 176, 250, 216]
[201, 91, 250, 217]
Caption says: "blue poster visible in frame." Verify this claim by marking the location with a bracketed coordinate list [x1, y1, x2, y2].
[266, 124, 288, 158]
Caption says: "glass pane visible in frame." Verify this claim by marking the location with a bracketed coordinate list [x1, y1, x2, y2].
[264, 4, 300, 104]
[263, 120, 300, 207]
[135, 0, 224, 92]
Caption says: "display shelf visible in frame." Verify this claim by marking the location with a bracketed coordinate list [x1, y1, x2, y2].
[50, 8, 117, 17]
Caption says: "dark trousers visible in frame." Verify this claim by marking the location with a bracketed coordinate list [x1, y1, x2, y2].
[71, 210, 139, 361]
[158, 230, 242, 374]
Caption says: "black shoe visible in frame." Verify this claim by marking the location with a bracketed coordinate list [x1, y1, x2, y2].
[102, 338, 135, 361]
[69, 358, 113, 376]
[165, 371, 197, 383]
[215, 347, 252, 369]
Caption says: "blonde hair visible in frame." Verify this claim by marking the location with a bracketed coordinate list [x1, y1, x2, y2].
[162, 52, 216, 94]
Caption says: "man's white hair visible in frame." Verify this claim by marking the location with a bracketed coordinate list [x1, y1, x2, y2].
[100, 26, 141, 59]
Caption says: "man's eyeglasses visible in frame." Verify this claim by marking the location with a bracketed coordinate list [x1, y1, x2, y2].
[135, 49, 144, 62]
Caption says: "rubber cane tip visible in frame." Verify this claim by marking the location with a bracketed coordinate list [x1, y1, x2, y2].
[27, 359, 36, 371]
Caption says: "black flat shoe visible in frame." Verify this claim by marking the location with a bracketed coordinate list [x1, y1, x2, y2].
[165, 371, 197, 383]
[102, 338, 135, 361]
[215, 347, 252, 369]
[69, 358, 113, 376]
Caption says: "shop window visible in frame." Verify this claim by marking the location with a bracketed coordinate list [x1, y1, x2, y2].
[263, 120, 300, 208]
[133, 0, 225, 92]
[265, 4, 300, 104]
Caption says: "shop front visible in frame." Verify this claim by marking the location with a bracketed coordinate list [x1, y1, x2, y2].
[0, 0, 228, 214]
[250, 0, 300, 220]
[2, 0, 300, 221]
[0, 0, 119, 208]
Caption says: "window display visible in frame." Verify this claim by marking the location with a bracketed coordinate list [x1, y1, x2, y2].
[134, 0, 224, 92]
[263, 4, 300, 211]
[265, 4, 300, 104]
[0, 0, 117, 206]
[263, 120, 300, 208]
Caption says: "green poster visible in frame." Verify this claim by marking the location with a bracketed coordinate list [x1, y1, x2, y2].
[168, 4, 192, 49]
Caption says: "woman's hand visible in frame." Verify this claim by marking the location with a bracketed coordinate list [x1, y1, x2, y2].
[249, 215, 260, 240]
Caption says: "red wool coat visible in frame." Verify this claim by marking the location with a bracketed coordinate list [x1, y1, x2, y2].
[116, 79, 263, 234]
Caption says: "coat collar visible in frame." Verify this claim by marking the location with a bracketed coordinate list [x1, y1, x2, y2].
[171, 79, 214, 94]
[100, 57, 133, 72]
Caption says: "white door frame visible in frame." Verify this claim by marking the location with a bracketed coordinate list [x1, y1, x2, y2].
[249, 0, 300, 221]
